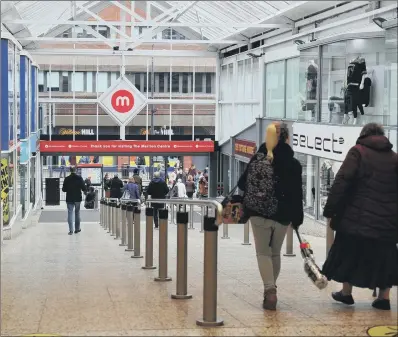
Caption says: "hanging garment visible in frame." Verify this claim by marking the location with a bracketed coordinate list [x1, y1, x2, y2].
[306, 64, 318, 100]
[344, 85, 364, 118]
[347, 58, 367, 85]
[360, 77, 372, 107]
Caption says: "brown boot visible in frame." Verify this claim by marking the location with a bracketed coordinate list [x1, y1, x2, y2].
[263, 287, 277, 310]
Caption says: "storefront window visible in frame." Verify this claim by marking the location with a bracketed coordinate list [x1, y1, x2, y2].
[265, 60, 285, 118]
[384, 27, 397, 126]
[318, 158, 342, 222]
[286, 57, 300, 119]
[8, 41, 15, 145]
[297, 47, 319, 122]
[295, 153, 316, 217]
[8, 153, 14, 221]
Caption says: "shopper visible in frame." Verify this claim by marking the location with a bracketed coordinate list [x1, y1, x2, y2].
[123, 177, 141, 200]
[176, 178, 187, 198]
[62, 166, 86, 235]
[185, 175, 196, 198]
[133, 168, 143, 195]
[322, 123, 398, 311]
[84, 186, 96, 209]
[198, 173, 208, 198]
[59, 155, 67, 178]
[237, 122, 304, 311]
[110, 174, 123, 199]
[147, 172, 169, 229]
[84, 176, 92, 190]
[188, 164, 197, 178]
[103, 173, 111, 198]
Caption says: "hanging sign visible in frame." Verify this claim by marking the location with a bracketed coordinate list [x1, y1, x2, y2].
[292, 122, 363, 162]
[98, 77, 147, 126]
[235, 139, 256, 158]
[40, 140, 214, 153]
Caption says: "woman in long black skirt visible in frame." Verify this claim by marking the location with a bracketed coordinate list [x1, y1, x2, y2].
[322, 123, 398, 311]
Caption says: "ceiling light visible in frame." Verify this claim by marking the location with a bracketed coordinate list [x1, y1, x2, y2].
[294, 40, 305, 45]
[247, 52, 265, 58]
[372, 17, 387, 28]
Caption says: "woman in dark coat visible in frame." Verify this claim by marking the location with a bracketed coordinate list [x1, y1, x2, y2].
[322, 123, 398, 311]
[109, 174, 124, 199]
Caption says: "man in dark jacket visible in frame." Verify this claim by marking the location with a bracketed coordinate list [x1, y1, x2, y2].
[110, 174, 123, 199]
[62, 166, 86, 235]
[133, 169, 143, 195]
[147, 172, 169, 228]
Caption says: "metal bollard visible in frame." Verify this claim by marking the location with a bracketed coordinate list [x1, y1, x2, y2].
[155, 209, 172, 282]
[283, 225, 296, 257]
[171, 210, 192, 299]
[107, 202, 113, 233]
[106, 201, 111, 231]
[125, 204, 134, 252]
[221, 223, 230, 239]
[94, 190, 99, 209]
[242, 221, 251, 245]
[142, 207, 156, 269]
[200, 206, 205, 233]
[114, 203, 121, 239]
[326, 224, 334, 255]
[131, 206, 143, 258]
[119, 204, 127, 247]
[188, 205, 195, 230]
[196, 216, 223, 327]
[99, 199, 103, 225]
[110, 202, 117, 236]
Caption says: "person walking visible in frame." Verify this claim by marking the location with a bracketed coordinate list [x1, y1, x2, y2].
[147, 172, 169, 229]
[133, 168, 143, 195]
[123, 177, 141, 200]
[62, 166, 87, 235]
[110, 174, 123, 199]
[237, 122, 304, 310]
[103, 173, 111, 198]
[84, 186, 96, 209]
[59, 155, 67, 178]
[185, 175, 196, 198]
[322, 123, 398, 311]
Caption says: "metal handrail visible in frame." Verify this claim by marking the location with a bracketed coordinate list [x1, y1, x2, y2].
[119, 198, 141, 204]
[146, 198, 223, 225]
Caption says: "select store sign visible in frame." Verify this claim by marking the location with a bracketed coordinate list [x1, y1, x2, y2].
[292, 123, 362, 161]
[235, 139, 257, 159]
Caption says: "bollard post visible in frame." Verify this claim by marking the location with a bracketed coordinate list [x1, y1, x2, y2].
[94, 190, 99, 209]
[99, 199, 103, 226]
[114, 203, 121, 239]
[200, 206, 205, 233]
[188, 205, 195, 230]
[131, 206, 143, 258]
[119, 204, 127, 246]
[107, 202, 113, 233]
[283, 224, 296, 257]
[125, 204, 134, 252]
[106, 201, 111, 231]
[326, 224, 334, 256]
[171, 210, 192, 299]
[155, 209, 172, 282]
[221, 223, 230, 239]
[142, 207, 156, 269]
[242, 221, 251, 245]
[196, 216, 223, 327]
[110, 201, 116, 236]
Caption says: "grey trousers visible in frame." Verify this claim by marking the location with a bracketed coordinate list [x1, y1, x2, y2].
[250, 217, 288, 291]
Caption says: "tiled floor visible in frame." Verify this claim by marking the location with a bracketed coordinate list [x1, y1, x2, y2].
[1, 210, 397, 336]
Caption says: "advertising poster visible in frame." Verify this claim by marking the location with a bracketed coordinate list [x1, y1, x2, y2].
[1, 158, 10, 227]
[79, 166, 102, 185]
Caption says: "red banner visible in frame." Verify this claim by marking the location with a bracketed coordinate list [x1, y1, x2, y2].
[40, 140, 214, 153]
[235, 139, 256, 158]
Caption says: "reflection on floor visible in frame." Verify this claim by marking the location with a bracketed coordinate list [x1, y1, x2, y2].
[1, 210, 397, 336]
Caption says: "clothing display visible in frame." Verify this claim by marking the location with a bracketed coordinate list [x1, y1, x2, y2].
[347, 57, 367, 85]
[360, 77, 372, 107]
[306, 61, 318, 100]
[344, 85, 364, 118]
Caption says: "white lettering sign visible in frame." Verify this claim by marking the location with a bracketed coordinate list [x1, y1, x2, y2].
[116, 96, 130, 107]
[292, 123, 362, 162]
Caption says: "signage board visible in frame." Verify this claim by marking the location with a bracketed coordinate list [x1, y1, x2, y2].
[58, 128, 95, 136]
[98, 77, 147, 126]
[292, 122, 362, 162]
[235, 139, 256, 159]
[40, 140, 215, 153]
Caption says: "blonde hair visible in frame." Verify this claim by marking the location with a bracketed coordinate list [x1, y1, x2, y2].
[265, 123, 278, 162]
[129, 177, 135, 183]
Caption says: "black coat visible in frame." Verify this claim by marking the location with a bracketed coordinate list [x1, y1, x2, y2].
[147, 178, 169, 208]
[238, 142, 304, 227]
[110, 177, 124, 199]
[62, 173, 86, 202]
[323, 135, 398, 243]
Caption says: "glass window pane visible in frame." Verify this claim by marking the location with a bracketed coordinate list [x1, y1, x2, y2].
[97, 72, 108, 92]
[72, 72, 84, 92]
[295, 153, 316, 218]
[286, 57, 300, 119]
[47, 71, 60, 91]
[385, 28, 398, 126]
[265, 60, 285, 118]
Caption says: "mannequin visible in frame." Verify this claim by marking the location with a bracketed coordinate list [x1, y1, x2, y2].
[343, 57, 367, 125]
[306, 60, 318, 100]
[360, 68, 373, 107]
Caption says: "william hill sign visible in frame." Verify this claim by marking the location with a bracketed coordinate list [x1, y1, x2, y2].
[58, 128, 95, 136]
[235, 139, 256, 158]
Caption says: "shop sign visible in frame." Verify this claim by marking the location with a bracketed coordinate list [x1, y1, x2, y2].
[140, 127, 175, 136]
[235, 139, 256, 158]
[40, 140, 214, 153]
[98, 77, 147, 126]
[58, 128, 95, 136]
[292, 122, 362, 161]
